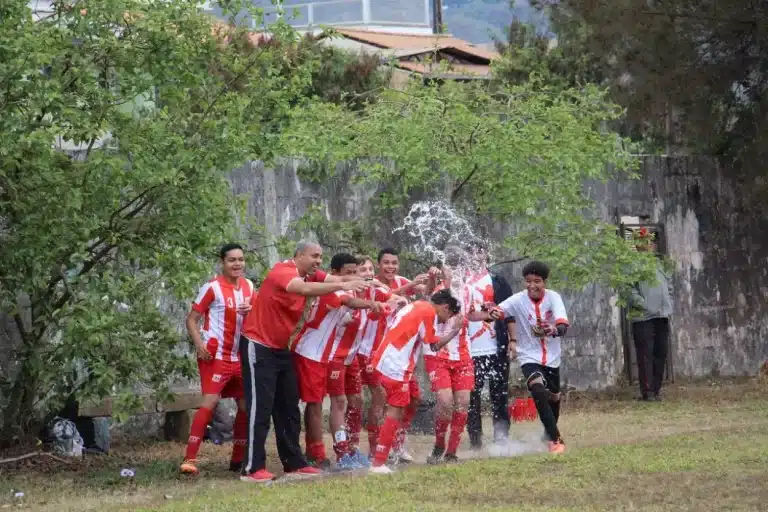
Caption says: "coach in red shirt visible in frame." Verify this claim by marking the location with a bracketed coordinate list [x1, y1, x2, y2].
[238, 241, 368, 483]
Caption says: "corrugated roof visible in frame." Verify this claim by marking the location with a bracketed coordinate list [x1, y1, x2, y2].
[334, 28, 499, 62]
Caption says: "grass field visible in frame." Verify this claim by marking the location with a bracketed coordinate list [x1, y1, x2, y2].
[3, 379, 768, 511]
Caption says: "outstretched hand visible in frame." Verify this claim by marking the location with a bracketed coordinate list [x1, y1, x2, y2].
[341, 280, 368, 293]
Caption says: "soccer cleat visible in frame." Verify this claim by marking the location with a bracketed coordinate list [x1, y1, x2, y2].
[179, 459, 199, 475]
[548, 440, 566, 454]
[240, 469, 275, 483]
[426, 445, 445, 465]
[369, 464, 393, 475]
[229, 461, 243, 473]
[336, 453, 361, 471]
[307, 457, 332, 471]
[283, 466, 323, 480]
[444, 453, 459, 464]
[350, 449, 371, 468]
[398, 448, 414, 463]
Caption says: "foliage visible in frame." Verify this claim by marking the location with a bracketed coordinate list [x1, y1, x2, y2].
[0, 0, 318, 442]
[530, 0, 768, 162]
[281, 77, 658, 291]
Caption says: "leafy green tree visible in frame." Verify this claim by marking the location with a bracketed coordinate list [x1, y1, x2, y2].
[530, 0, 768, 162]
[0, 0, 317, 442]
[281, 77, 658, 291]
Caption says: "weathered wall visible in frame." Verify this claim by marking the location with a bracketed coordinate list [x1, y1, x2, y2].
[229, 156, 768, 390]
[2, 156, 766, 412]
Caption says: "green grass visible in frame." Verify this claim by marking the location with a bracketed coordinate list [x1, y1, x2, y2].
[3, 380, 768, 511]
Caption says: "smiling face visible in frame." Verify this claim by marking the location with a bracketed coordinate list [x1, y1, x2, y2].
[221, 248, 245, 280]
[378, 253, 400, 280]
[358, 258, 375, 279]
[525, 273, 546, 301]
[295, 243, 323, 276]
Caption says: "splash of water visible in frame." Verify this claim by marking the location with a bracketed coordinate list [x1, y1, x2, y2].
[392, 200, 492, 302]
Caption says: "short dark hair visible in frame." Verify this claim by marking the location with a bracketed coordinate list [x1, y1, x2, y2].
[330, 252, 358, 271]
[522, 261, 550, 280]
[431, 288, 461, 314]
[219, 243, 244, 259]
[377, 247, 399, 262]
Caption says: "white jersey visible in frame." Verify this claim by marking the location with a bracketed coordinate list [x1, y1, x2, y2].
[499, 290, 569, 368]
[466, 272, 497, 357]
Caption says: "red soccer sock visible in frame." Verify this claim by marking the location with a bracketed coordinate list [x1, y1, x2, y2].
[333, 440, 350, 460]
[230, 408, 247, 463]
[373, 416, 399, 467]
[367, 422, 379, 454]
[307, 441, 327, 462]
[394, 403, 417, 452]
[346, 406, 363, 449]
[446, 411, 469, 455]
[434, 416, 450, 449]
[184, 407, 213, 460]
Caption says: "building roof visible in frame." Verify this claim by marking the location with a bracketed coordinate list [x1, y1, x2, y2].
[333, 28, 499, 63]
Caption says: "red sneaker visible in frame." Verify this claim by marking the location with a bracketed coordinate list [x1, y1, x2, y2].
[239, 469, 275, 483]
[283, 466, 323, 480]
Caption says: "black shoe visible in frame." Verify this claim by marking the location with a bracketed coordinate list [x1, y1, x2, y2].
[444, 453, 459, 464]
[426, 445, 445, 465]
[469, 443, 483, 452]
[229, 461, 243, 473]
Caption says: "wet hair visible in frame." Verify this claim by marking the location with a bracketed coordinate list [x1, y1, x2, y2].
[356, 255, 373, 266]
[330, 252, 358, 271]
[377, 247, 399, 262]
[219, 243, 244, 260]
[522, 261, 550, 281]
[431, 288, 461, 314]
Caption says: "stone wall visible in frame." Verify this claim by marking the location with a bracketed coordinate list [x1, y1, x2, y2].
[2, 155, 766, 419]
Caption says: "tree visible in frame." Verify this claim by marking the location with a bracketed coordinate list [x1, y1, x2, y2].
[0, 0, 319, 443]
[530, 0, 768, 163]
[281, 76, 658, 291]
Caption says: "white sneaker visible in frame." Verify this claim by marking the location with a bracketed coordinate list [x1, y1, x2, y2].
[398, 449, 414, 463]
[369, 465, 393, 475]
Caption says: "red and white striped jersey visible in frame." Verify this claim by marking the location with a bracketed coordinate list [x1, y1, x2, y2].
[192, 276, 255, 363]
[356, 286, 392, 358]
[372, 301, 439, 382]
[291, 290, 351, 363]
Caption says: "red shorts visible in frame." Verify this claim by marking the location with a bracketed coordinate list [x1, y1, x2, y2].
[294, 354, 328, 404]
[198, 358, 243, 399]
[424, 357, 475, 393]
[379, 374, 422, 408]
[344, 357, 363, 396]
[358, 354, 381, 387]
[326, 359, 347, 398]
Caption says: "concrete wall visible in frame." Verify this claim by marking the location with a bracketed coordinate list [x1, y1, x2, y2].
[2, 156, 766, 413]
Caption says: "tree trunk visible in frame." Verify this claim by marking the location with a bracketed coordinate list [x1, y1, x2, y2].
[0, 342, 41, 446]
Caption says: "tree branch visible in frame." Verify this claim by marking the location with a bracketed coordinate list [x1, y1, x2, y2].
[451, 163, 479, 202]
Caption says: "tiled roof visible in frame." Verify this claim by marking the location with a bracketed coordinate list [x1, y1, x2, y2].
[397, 61, 492, 78]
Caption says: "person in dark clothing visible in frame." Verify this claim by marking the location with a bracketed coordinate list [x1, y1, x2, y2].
[455, 244, 515, 450]
[628, 229, 673, 401]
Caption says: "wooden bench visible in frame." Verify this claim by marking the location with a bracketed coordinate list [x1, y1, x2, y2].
[78, 392, 204, 441]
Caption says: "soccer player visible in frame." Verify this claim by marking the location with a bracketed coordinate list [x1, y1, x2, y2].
[337, 256, 398, 468]
[356, 257, 408, 458]
[376, 247, 429, 297]
[180, 243, 255, 475]
[498, 261, 569, 454]
[369, 289, 464, 474]
[464, 244, 514, 450]
[238, 242, 368, 484]
[424, 261, 503, 465]
[292, 253, 386, 471]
